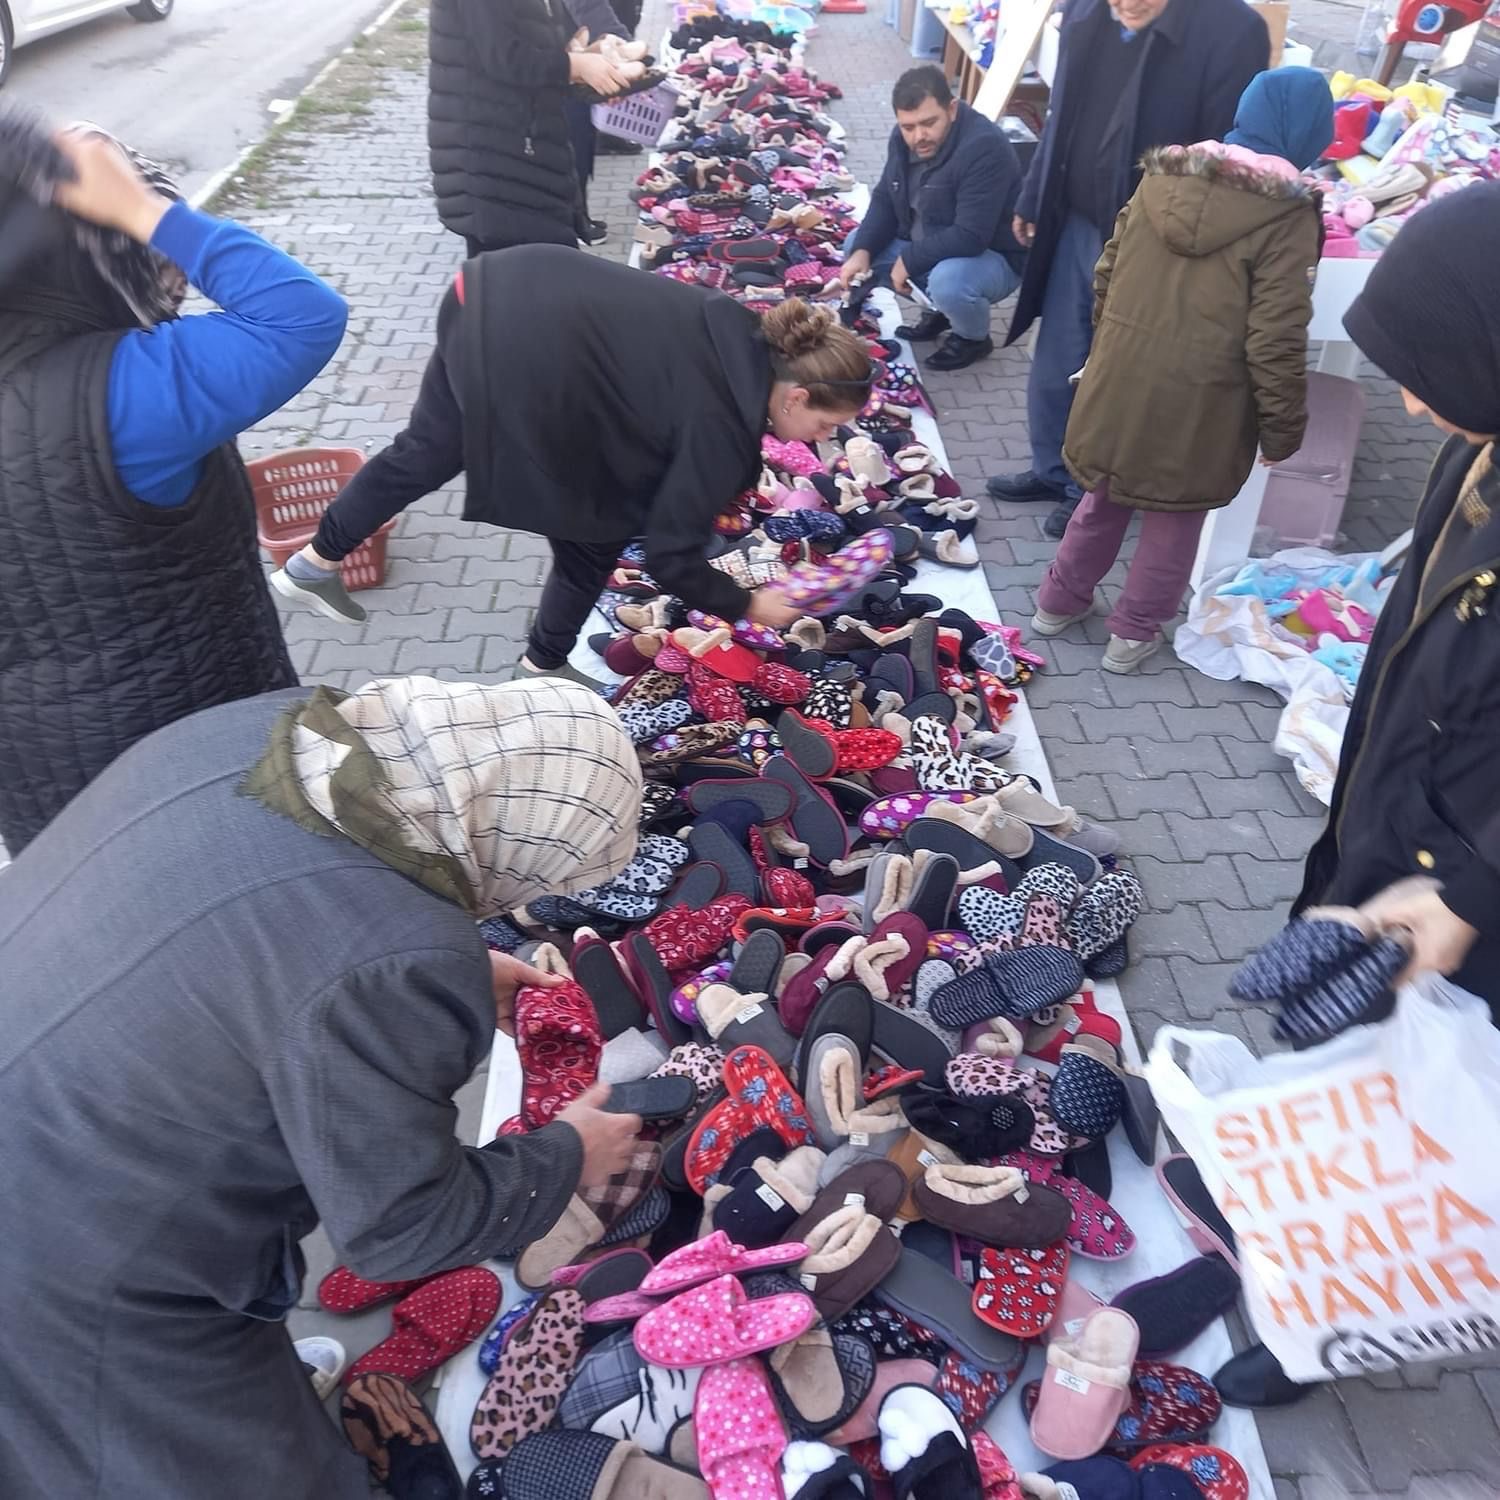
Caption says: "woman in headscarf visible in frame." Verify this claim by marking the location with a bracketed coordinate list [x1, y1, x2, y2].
[0, 115, 347, 854]
[1032, 66, 1334, 672]
[1215, 180, 1500, 1413]
[0, 674, 644, 1499]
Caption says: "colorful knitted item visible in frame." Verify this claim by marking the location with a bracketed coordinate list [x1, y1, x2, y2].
[688, 662, 750, 724]
[515, 980, 601, 1130]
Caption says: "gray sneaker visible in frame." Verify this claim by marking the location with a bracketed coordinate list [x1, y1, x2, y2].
[270, 564, 367, 624]
[1102, 634, 1162, 674]
[511, 656, 611, 693]
[1031, 598, 1096, 637]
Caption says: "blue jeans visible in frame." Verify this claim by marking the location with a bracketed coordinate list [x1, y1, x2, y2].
[1027, 211, 1105, 494]
[849, 234, 1021, 341]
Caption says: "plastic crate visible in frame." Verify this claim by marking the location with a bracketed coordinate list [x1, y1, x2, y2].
[1257, 373, 1366, 550]
[591, 80, 681, 146]
[248, 447, 394, 592]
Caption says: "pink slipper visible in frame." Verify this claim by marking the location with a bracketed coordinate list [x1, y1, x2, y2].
[1029, 1306, 1139, 1461]
[582, 1291, 660, 1325]
[688, 609, 785, 652]
[640, 1229, 809, 1296]
[1048, 1174, 1136, 1260]
[695, 1356, 788, 1500]
[634, 1272, 817, 1368]
[1045, 1274, 1107, 1344]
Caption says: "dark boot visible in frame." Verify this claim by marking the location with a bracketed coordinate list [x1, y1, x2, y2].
[896, 309, 950, 341]
[985, 470, 1067, 504]
[1043, 493, 1083, 539]
[924, 332, 993, 371]
[1213, 1343, 1313, 1408]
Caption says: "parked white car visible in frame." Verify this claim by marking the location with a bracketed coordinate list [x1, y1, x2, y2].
[1, 0, 172, 87]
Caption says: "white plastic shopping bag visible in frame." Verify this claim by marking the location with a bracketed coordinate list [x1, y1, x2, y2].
[1146, 978, 1500, 1383]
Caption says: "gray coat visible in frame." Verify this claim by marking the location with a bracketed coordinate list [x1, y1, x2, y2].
[0, 688, 581, 1499]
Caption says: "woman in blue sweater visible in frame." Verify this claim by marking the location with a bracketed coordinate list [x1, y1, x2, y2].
[0, 118, 347, 852]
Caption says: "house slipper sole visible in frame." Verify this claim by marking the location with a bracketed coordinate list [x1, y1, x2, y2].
[1019, 827, 1102, 885]
[874, 1248, 1023, 1373]
[1110, 1253, 1242, 1359]
[794, 979, 874, 1092]
[764, 757, 852, 867]
[906, 817, 1023, 888]
[688, 824, 761, 902]
[907, 851, 959, 930]
[663, 861, 729, 912]
[621, 932, 693, 1047]
[685, 776, 796, 823]
[603, 1074, 699, 1123]
[870, 999, 953, 1088]
[730, 927, 787, 995]
[777, 710, 839, 780]
[572, 938, 649, 1041]
[1157, 1155, 1240, 1272]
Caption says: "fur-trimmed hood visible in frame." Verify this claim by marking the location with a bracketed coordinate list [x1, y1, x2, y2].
[1138, 142, 1320, 258]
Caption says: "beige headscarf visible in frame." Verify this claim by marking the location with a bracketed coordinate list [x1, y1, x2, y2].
[244, 676, 641, 917]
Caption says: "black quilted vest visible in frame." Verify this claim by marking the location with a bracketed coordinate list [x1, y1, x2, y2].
[428, 0, 583, 250]
[0, 309, 297, 853]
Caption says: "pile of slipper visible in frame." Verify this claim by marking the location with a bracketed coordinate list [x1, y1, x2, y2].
[308, 15, 1265, 1500]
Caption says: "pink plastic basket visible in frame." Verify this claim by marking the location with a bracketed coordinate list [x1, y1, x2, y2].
[591, 80, 681, 146]
[248, 447, 394, 592]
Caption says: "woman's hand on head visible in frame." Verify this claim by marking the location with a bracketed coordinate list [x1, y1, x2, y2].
[1359, 875, 1480, 985]
[746, 588, 803, 630]
[488, 950, 563, 1036]
[51, 129, 170, 244]
[557, 1083, 643, 1185]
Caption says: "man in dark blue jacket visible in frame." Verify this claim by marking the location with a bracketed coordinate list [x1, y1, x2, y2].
[985, 0, 1267, 536]
[839, 66, 1025, 372]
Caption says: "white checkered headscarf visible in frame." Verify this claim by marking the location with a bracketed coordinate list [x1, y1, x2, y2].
[292, 676, 641, 918]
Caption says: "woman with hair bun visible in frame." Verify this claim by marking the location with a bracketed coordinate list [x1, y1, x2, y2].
[273, 245, 875, 685]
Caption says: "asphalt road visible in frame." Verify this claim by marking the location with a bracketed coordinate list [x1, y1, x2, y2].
[4, 0, 394, 196]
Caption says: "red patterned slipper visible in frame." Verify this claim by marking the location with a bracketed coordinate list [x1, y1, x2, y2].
[973, 1243, 1071, 1339]
[515, 979, 602, 1129]
[684, 1043, 816, 1193]
[1130, 1444, 1248, 1500]
[344, 1267, 501, 1386]
[645, 894, 751, 974]
[318, 1266, 438, 1315]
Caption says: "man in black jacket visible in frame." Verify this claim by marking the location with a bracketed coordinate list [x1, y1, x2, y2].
[985, 0, 1267, 537]
[839, 66, 1025, 373]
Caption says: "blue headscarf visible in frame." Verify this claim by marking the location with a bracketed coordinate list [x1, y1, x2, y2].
[1224, 67, 1336, 170]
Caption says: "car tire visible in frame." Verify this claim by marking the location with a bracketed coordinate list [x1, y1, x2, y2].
[0, 3, 13, 90]
[127, 0, 174, 21]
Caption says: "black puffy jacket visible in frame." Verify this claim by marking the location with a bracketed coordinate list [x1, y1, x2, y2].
[0, 301, 297, 854]
[428, 0, 584, 250]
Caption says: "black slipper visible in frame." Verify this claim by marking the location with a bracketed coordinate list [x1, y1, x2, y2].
[777, 709, 839, 779]
[1159, 1154, 1240, 1269]
[1120, 1070, 1160, 1165]
[572, 939, 647, 1040]
[907, 617, 941, 696]
[795, 979, 874, 1093]
[825, 777, 877, 817]
[730, 927, 786, 994]
[1112, 1253, 1242, 1359]
[719, 1126, 787, 1186]
[1063, 1136, 1113, 1201]
[621, 931, 692, 1046]
[684, 775, 796, 823]
[867, 653, 915, 702]
[905, 818, 1022, 887]
[573, 1248, 652, 1305]
[907, 851, 959, 929]
[903, 1085, 1034, 1158]
[902, 690, 956, 724]
[764, 756, 852, 867]
[870, 999, 952, 1087]
[1017, 826, 1102, 885]
[662, 861, 727, 911]
[688, 822, 761, 901]
[602, 1074, 698, 1122]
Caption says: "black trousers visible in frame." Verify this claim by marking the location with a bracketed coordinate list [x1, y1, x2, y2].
[312, 288, 621, 670]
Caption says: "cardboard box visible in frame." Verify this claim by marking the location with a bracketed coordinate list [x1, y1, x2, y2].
[898, 0, 917, 41]
[1251, 1, 1291, 66]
